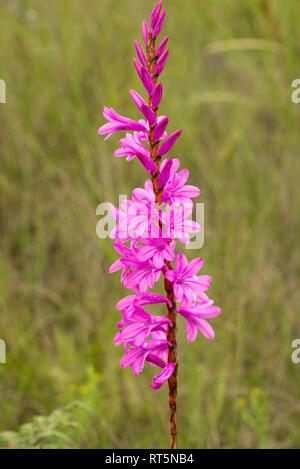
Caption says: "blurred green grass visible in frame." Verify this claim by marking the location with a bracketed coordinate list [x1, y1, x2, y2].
[0, 0, 300, 448]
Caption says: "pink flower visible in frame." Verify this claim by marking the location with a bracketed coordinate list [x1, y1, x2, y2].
[159, 158, 173, 187]
[135, 41, 147, 67]
[151, 362, 175, 390]
[162, 168, 201, 205]
[152, 83, 163, 108]
[156, 36, 169, 58]
[115, 131, 150, 161]
[98, 107, 147, 140]
[109, 241, 138, 281]
[120, 339, 171, 376]
[136, 151, 158, 174]
[142, 21, 149, 48]
[130, 90, 156, 125]
[140, 66, 154, 95]
[178, 301, 221, 342]
[155, 49, 169, 75]
[109, 197, 164, 240]
[123, 258, 163, 292]
[133, 179, 155, 204]
[152, 9, 166, 38]
[151, 1, 163, 30]
[115, 308, 171, 347]
[165, 253, 211, 304]
[116, 292, 171, 325]
[163, 203, 201, 244]
[154, 116, 169, 141]
[133, 58, 143, 81]
[137, 239, 176, 268]
[159, 130, 182, 156]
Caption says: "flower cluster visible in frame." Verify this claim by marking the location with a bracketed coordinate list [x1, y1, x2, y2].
[99, 1, 221, 391]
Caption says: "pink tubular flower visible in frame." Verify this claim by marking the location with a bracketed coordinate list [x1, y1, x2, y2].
[152, 83, 163, 109]
[120, 339, 171, 376]
[156, 36, 169, 58]
[99, 1, 221, 409]
[109, 241, 138, 281]
[133, 58, 143, 81]
[141, 67, 154, 95]
[115, 131, 149, 161]
[142, 21, 149, 48]
[159, 129, 183, 156]
[109, 197, 164, 240]
[137, 239, 176, 269]
[136, 152, 157, 174]
[151, 1, 163, 30]
[162, 168, 201, 205]
[152, 9, 166, 38]
[163, 203, 201, 244]
[116, 292, 171, 322]
[178, 301, 221, 342]
[123, 258, 163, 292]
[159, 158, 173, 187]
[114, 308, 171, 347]
[98, 107, 147, 140]
[165, 253, 211, 304]
[151, 362, 175, 390]
[133, 179, 156, 204]
[155, 49, 169, 75]
[154, 116, 169, 141]
[135, 41, 147, 67]
[130, 90, 156, 126]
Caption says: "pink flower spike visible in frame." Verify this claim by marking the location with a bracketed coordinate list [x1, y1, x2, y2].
[155, 49, 169, 75]
[152, 83, 163, 109]
[153, 9, 166, 38]
[142, 21, 149, 49]
[154, 116, 169, 141]
[135, 41, 147, 67]
[141, 66, 154, 95]
[98, 0, 222, 415]
[151, 1, 163, 30]
[156, 36, 169, 58]
[159, 130, 183, 156]
[159, 158, 173, 187]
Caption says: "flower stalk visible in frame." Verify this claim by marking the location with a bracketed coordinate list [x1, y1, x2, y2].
[147, 28, 178, 450]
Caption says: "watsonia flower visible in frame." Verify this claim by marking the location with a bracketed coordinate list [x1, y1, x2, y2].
[98, 1, 221, 449]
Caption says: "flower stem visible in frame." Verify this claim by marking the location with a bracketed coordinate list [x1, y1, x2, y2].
[147, 31, 178, 450]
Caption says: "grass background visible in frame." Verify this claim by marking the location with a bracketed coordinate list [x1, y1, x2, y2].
[0, 0, 300, 449]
